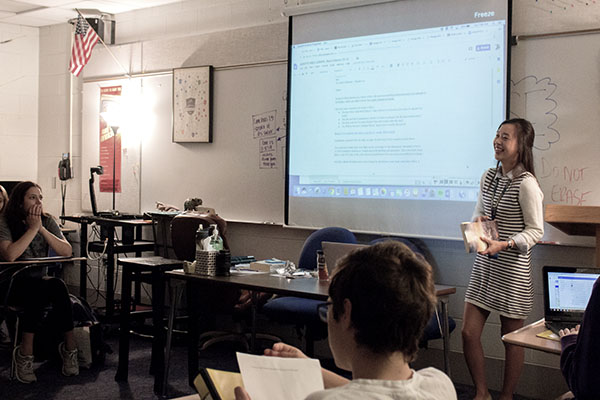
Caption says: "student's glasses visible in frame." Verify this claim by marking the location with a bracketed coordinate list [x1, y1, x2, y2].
[317, 302, 332, 323]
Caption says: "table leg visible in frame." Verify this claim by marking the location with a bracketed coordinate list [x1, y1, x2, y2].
[187, 281, 200, 388]
[162, 280, 183, 397]
[439, 296, 451, 377]
[151, 270, 166, 394]
[106, 226, 116, 321]
[250, 291, 258, 352]
[79, 223, 88, 299]
[115, 263, 132, 381]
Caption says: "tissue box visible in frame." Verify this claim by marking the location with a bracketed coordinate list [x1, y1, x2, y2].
[250, 259, 286, 273]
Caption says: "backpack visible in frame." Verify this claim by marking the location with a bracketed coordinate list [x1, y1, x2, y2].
[69, 294, 111, 366]
[70, 294, 98, 326]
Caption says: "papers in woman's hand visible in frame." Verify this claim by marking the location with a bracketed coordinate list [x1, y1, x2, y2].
[236, 352, 324, 400]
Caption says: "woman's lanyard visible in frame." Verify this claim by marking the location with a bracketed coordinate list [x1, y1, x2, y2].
[490, 176, 511, 220]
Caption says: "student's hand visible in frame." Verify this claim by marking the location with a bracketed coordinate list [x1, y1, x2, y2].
[25, 204, 43, 232]
[264, 342, 308, 359]
[234, 386, 251, 400]
[559, 324, 580, 338]
[474, 216, 489, 222]
[479, 237, 504, 256]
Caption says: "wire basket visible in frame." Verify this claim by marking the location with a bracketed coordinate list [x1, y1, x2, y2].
[195, 250, 218, 276]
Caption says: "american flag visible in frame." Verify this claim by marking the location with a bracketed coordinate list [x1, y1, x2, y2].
[69, 15, 99, 77]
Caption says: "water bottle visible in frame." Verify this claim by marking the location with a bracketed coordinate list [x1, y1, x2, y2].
[317, 250, 329, 281]
[195, 224, 208, 252]
[208, 223, 224, 251]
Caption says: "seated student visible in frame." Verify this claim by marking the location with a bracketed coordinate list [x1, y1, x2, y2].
[558, 276, 600, 400]
[0, 181, 79, 384]
[234, 241, 456, 400]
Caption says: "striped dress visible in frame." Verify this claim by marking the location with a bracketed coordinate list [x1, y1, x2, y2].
[465, 168, 536, 319]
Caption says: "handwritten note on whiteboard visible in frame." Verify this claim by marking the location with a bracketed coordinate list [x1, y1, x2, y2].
[252, 107, 286, 169]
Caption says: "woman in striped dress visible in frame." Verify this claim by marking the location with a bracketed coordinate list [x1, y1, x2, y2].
[462, 119, 544, 400]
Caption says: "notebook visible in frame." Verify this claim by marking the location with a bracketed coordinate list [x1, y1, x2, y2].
[543, 266, 600, 334]
[321, 242, 368, 274]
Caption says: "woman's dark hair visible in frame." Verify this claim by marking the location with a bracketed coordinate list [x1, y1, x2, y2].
[329, 241, 436, 361]
[4, 181, 47, 241]
[497, 118, 536, 177]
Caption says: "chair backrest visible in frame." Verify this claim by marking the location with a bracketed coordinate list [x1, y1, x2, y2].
[369, 237, 424, 257]
[170, 213, 229, 261]
[147, 212, 180, 258]
[298, 227, 357, 270]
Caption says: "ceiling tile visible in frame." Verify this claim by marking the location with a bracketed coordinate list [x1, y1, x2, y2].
[0, 0, 39, 13]
[1, 14, 60, 25]
[0, 0, 187, 26]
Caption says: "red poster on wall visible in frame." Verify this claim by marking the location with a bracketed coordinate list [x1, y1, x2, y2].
[99, 86, 122, 193]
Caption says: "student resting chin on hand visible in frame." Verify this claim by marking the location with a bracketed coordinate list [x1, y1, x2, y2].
[0, 181, 79, 384]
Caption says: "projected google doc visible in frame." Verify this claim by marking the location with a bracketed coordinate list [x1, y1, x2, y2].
[289, 21, 505, 201]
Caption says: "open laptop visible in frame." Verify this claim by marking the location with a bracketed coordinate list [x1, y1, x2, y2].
[322, 242, 369, 275]
[543, 266, 600, 334]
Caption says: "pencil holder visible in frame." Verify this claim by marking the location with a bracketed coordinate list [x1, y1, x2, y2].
[215, 249, 231, 277]
[195, 250, 218, 276]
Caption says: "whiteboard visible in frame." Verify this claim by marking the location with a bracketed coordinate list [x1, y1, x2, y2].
[510, 33, 600, 245]
[513, 0, 600, 36]
[140, 63, 288, 224]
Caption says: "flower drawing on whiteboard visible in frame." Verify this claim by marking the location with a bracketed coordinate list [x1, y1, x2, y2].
[510, 75, 560, 151]
[173, 66, 213, 143]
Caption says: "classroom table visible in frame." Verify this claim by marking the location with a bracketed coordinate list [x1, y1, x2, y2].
[156, 271, 456, 396]
[62, 215, 154, 321]
[502, 318, 561, 355]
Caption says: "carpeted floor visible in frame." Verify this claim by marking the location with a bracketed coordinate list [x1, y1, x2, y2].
[0, 326, 540, 400]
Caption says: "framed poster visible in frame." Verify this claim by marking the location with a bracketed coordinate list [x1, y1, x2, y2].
[173, 65, 213, 143]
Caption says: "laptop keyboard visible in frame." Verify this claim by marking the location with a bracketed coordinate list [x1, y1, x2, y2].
[545, 321, 579, 335]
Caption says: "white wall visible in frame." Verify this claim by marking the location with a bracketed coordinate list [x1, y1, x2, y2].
[0, 22, 39, 182]
[38, 23, 81, 217]
[114, 0, 286, 44]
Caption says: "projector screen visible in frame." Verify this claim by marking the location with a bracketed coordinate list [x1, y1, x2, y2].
[285, 0, 511, 239]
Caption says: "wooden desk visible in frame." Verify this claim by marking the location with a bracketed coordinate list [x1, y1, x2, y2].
[158, 271, 455, 395]
[62, 215, 154, 321]
[502, 318, 561, 355]
[0, 257, 87, 286]
[0, 256, 86, 266]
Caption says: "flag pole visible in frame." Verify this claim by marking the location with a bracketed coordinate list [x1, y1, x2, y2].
[74, 8, 131, 78]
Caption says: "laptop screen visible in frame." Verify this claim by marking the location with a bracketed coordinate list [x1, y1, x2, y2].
[322, 242, 368, 274]
[543, 266, 600, 321]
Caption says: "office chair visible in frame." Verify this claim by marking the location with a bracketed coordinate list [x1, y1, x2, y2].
[368, 237, 456, 347]
[262, 227, 357, 356]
